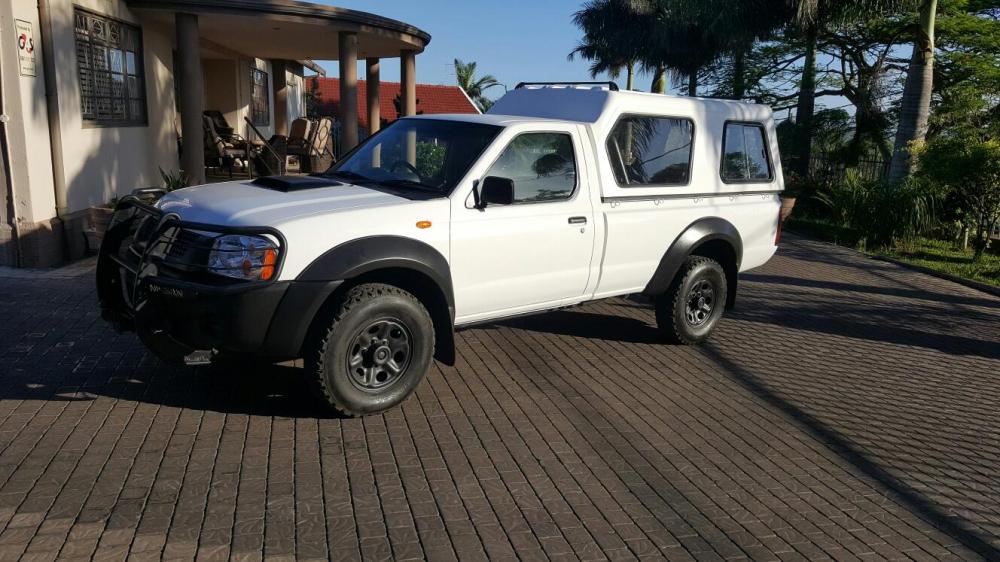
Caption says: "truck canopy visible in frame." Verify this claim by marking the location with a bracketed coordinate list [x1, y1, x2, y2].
[487, 85, 774, 136]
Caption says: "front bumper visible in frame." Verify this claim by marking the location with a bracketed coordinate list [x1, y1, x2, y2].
[97, 196, 328, 363]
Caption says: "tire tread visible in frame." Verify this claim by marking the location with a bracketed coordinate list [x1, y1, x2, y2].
[656, 256, 722, 345]
[304, 283, 433, 417]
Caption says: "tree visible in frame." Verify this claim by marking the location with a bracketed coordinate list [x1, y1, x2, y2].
[702, 36, 805, 101]
[305, 76, 322, 118]
[639, 0, 796, 96]
[787, 0, 918, 176]
[570, 0, 790, 96]
[821, 18, 912, 163]
[569, 0, 644, 89]
[888, 0, 938, 181]
[392, 94, 423, 116]
[926, 0, 1000, 138]
[454, 59, 500, 112]
[914, 134, 1000, 260]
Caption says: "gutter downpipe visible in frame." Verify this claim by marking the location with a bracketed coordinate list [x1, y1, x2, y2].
[38, 0, 70, 253]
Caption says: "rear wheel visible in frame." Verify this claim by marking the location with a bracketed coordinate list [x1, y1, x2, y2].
[656, 256, 727, 345]
[305, 283, 434, 416]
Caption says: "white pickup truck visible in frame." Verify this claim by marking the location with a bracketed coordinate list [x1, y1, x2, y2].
[98, 83, 783, 416]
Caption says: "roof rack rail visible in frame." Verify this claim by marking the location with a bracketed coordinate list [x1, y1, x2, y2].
[514, 81, 619, 91]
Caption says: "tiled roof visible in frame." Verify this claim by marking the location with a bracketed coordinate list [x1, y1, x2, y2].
[308, 76, 480, 130]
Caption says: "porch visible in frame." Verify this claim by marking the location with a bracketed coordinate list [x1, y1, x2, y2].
[128, 0, 430, 185]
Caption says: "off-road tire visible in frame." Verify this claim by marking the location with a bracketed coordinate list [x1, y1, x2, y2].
[655, 256, 727, 345]
[304, 283, 434, 416]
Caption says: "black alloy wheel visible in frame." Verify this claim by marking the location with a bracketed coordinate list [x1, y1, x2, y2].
[656, 256, 728, 345]
[685, 279, 716, 327]
[346, 318, 412, 391]
[305, 283, 434, 416]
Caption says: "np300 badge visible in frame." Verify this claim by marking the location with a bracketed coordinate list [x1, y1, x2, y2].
[97, 83, 784, 416]
[145, 284, 185, 298]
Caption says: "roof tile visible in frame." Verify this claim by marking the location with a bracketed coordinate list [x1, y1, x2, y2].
[308, 77, 480, 130]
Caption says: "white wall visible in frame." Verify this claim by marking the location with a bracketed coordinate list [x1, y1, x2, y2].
[1, 0, 57, 224]
[4, 0, 310, 227]
[51, 0, 178, 214]
[203, 58, 240, 129]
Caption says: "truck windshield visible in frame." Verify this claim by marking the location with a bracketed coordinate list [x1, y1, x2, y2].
[325, 119, 502, 194]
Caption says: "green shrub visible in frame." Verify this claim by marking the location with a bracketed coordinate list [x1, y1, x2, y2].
[815, 170, 937, 249]
[159, 168, 190, 191]
[782, 172, 829, 219]
[913, 135, 1000, 261]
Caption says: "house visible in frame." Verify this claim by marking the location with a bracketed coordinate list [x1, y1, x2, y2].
[308, 76, 480, 133]
[0, 0, 430, 267]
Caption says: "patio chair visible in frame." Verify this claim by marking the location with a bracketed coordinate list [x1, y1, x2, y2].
[285, 118, 313, 156]
[303, 117, 334, 173]
[203, 110, 235, 139]
[203, 110, 247, 150]
[203, 115, 244, 178]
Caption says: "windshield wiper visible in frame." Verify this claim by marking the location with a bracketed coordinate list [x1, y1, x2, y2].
[377, 179, 442, 193]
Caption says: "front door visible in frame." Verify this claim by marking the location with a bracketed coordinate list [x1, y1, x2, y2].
[450, 129, 595, 323]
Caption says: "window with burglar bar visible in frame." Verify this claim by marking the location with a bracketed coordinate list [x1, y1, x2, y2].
[250, 67, 270, 126]
[74, 9, 146, 126]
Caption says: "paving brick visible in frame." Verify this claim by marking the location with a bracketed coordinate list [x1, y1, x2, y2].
[0, 235, 998, 560]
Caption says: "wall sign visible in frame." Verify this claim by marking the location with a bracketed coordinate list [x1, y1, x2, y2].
[15, 20, 36, 77]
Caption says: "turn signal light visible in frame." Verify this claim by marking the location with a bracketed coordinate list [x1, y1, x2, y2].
[261, 248, 278, 280]
[416, 220, 432, 229]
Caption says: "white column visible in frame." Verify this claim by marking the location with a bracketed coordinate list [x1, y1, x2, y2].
[176, 13, 205, 185]
[337, 32, 359, 155]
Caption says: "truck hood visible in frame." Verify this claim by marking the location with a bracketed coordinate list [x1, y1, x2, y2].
[156, 179, 412, 225]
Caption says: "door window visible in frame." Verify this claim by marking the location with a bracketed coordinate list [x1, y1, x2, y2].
[721, 122, 773, 182]
[484, 133, 577, 202]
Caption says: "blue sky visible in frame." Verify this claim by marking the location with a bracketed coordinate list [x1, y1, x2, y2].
[312, 0, 662, 98]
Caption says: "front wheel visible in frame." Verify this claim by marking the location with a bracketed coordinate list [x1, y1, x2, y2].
[655, 256, 728, 345]
[304, 283, 434, 416]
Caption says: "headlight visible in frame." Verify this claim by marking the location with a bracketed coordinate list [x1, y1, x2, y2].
[207, 234, 279, 281]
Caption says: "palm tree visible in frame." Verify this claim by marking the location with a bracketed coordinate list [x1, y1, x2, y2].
[570, 0, 790, 95]
[569, 0, 645, 90]
[454, 59, 500, 112]
[887, 0, 937, 182]
[667, 0, 793, 96]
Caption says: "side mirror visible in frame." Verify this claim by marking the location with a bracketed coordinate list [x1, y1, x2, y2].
[478, 176, 515, 208]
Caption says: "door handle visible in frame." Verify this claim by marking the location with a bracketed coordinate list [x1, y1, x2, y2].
[568, 216, 587, 225]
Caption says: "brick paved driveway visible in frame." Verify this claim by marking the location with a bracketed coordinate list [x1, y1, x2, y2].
[0, 235, 997, 562]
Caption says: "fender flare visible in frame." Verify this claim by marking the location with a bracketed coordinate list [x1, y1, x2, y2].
[298, 235, 455, 313]
[642, 217, 743, 303]
[266, 236, 456, 365]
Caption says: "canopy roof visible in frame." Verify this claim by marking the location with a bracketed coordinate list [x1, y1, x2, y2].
[128, 0, 430, 60]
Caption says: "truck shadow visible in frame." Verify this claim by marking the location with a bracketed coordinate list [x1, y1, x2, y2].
[0, 353, 339, 419]
[484, 308, 661, 344]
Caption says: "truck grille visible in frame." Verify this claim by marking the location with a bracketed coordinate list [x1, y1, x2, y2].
[113, 207, 221, 282]
[163, 229, 216, 267]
